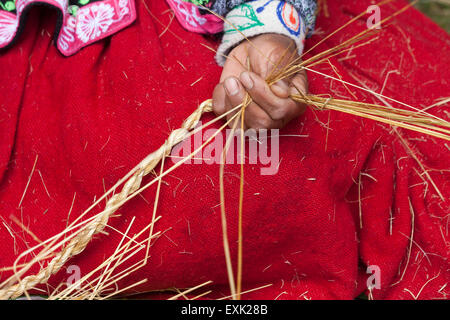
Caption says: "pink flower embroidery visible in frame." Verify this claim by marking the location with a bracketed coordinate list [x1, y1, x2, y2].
[0, 13, 17, 46]
[76, 3, 115, 43]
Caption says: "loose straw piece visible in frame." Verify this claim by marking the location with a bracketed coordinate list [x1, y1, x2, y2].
[291, 94, 450, 141]
[0, 100, 213, 300]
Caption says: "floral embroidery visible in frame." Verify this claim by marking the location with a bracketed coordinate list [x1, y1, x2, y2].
[53, 0, 67, 10]
[166, 0, 223, 34]
[68, 5, 79, 16]
[224, 3, 264, 34]
[0, 1, 15, 12]
[277, 1, 301, 36]
[15, 0, 32, 13]
[0, 12, 16, 46]
[117, 0, 130, 19]
[76, 3, 115, 43]
[174, 0, 207, 28]
[182, 0, 211, 5]
[0, 0, 136, 55]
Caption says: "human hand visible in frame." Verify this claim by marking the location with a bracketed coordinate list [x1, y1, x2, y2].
[212, 33, 308, 130]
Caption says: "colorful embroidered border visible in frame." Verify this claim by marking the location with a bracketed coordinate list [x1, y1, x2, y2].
[166, 0, 223, 34]
[0, 0, 136, 56]
[216, 0, 306, 65]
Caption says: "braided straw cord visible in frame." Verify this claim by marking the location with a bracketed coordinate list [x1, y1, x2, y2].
[0, 100, 213, 300]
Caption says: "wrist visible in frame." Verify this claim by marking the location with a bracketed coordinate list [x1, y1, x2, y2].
[215, 0, 306, 66]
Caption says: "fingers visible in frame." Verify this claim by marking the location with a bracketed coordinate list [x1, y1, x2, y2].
[224, 77, 247, 125]
[212, 83, 227, 116]
[213, 76, 280, 130]
[289, 69, 309, 97]
[213, 77, 247, 129]
[270, 79, 290, 99]
[213, 34, 310, 131]
[220, 44, 248, 83]
[243, 102, 282, 130]
[213, 71, 308, 131]
[239, 71, 306, 124]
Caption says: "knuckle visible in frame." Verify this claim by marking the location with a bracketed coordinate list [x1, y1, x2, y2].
[259, 64, 269, 79]
[229, 93, 244, 107]
[268, 47, 286, 65]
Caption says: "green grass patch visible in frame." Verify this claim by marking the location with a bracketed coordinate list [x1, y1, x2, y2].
[414, 0, 450, 32]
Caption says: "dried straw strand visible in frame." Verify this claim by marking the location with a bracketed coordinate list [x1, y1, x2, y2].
[0, 100, 213, 300]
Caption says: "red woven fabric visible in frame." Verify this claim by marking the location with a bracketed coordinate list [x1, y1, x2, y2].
[0, 0, 449, 300]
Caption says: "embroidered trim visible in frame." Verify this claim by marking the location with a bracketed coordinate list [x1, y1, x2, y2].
[215, 0, 306, 66]
[0, 11, 17, 46]
[166, 0, 223, 34]
[277, 1, 301, 36]
[0, 0, 136, 56]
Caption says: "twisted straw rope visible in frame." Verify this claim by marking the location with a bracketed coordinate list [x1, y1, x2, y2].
[0, 100, 213, 300]
[3, 92, 446, 299]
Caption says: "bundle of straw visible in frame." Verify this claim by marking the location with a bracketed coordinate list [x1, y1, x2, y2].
[292, 94, 450, 141]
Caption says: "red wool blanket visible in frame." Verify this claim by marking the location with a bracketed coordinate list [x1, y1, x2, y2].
[0, 0, 449, 299]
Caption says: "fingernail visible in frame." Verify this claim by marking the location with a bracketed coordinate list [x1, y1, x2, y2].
[240, 72, 254, 90]
[224, 78, 239, 96]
